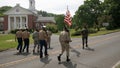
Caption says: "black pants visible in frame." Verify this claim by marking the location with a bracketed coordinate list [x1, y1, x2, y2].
[39, 40, 48, 57]
[82, 37, 88, 48]
[17, 38, 23, 52]
[23, 38, 29, 52]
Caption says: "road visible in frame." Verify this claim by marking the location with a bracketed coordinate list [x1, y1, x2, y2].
[0, 32, 120, 68]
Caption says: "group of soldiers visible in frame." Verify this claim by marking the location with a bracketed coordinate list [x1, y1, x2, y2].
[15, 26, 88, 62]
[15, 27, 52, 58]
[15, 29, 30, 53]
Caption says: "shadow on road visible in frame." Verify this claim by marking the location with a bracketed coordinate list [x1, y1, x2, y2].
[59, 61, 77, 68]
[33, 52, 39, 55]
[40, 56, 52, 68]
[47, 47, 53, 50]
[84, 47, 95, 51]
[71, 47, 81, 57]
[14, 52, 31, 56]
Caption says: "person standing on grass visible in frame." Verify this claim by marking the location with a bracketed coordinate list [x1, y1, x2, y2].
[15, 29, 23, 53]
[22, 29, 30, 53]
[57, 26, 72, 62]
[32, 29, 40, 53]
[81, 26, 89, 49]
[47, 29, 52, 48]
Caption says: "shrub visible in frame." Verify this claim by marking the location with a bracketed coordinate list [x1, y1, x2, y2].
[88, 29, 97, 34]
[71, 29, 97, 36]
[10, 29, 18, 34]
[46, 24, 58, 33]
[106, 25, 115, 30]
[71, 30, 81, 36]
[10, 29, 33, 34]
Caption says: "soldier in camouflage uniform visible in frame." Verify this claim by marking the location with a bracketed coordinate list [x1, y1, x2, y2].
[81, 26, 88, 49]
[22, 29, 30, 53]
[47, 29, 52, 48]
[39, 27, 48, 58]
[15, 29, 23, 53]
[32, 29, 39, 53]
[57, 26, 72, 62]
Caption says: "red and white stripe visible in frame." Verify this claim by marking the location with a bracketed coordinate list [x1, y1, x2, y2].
[64, 9, 72, 26]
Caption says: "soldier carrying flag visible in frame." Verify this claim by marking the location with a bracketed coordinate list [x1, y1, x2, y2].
[57, 6, 72, 62]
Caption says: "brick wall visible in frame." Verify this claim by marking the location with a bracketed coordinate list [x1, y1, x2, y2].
[4, 15, 8, 31]
[28, 15, 36, 29]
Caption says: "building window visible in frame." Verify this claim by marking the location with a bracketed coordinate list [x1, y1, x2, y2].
[16, 8, 19, 12]
[0, 23, 3, 30]
[0, 17, 4, 21]
[16, 17, 20, 29]
[10, 17, 14, 30]
[22, 17, 26, 29]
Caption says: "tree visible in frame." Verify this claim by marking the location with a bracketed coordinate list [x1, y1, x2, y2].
[73, 0, 103, 31]
[55, 14, 65, 31]
[0, 6, 12, 16]
[72, 13, 82, 31]
[73, 4, 91, 30]
[46, 23, 58, 33]
[104, 0, 120, 29]
[37, 10, 55, 17]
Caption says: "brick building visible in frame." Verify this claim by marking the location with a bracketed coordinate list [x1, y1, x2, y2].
[1, 0, 55, 32]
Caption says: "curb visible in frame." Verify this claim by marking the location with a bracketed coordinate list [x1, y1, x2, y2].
[112, 61, 120, 68]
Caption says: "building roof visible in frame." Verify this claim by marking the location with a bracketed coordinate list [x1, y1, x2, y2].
[4, 4, 36, 15]
[36, 16, 56, 23]
[3, 4, 56, 23]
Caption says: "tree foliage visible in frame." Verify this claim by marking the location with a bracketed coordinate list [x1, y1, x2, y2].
[73, 0, 120, 30]
[104, 0, 120, 29]
[55, 14, 65, 31]
[0, 6, 12, 16]
[73, 0, 103, 31]
[46, 23, 58, 33]
[37, 10, 56, 17]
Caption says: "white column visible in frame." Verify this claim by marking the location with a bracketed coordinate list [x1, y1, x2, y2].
[20, 16, 22, 29]
[14, 16, 16, 29]
[8, 16, 11, 31]
[26, 16, 28, 29]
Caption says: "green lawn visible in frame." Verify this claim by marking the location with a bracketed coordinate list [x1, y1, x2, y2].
[71, 28, 120, 38]
[90, 28, 120, 36]
[0, 34, 33, 51]
[0, 34, 16, 51]
[116, 64, 120, 68]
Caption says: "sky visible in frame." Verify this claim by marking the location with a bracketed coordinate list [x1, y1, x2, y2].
[0, 0, 84, 16]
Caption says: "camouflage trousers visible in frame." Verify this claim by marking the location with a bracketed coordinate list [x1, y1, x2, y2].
[60, 42, 70, 57]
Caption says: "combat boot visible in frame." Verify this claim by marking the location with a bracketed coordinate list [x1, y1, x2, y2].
[66, 56, 70, 62]
[57, 54, 61, 61]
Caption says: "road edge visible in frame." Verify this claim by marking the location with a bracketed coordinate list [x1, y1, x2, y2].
[112, 60, 120, 68]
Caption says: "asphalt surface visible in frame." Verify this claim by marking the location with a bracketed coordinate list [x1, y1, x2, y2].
[0, 32, 120, 68]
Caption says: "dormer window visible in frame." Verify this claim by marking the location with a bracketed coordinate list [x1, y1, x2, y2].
[16, 8, 19, 12]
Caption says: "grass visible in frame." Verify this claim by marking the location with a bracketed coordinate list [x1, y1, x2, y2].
[90, 28, 120, 36]
[0, 34, 33, 51]
[70, 28, 120, 38]
[0, 34, 16, 51]
[116, 64, 120, 68]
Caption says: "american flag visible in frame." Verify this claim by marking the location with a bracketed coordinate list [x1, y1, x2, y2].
[64, 7, 72, 26]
